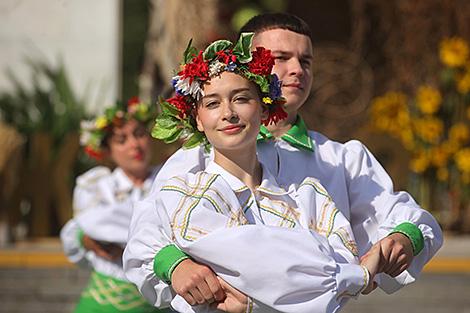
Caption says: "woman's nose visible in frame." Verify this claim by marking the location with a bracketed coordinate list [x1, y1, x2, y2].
[222, 102, 238, 120]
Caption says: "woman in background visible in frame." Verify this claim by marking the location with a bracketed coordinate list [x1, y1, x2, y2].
[61, 97, 168, 313]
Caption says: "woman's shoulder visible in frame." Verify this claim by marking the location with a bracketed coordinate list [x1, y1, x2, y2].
[75, 166, 112, 189]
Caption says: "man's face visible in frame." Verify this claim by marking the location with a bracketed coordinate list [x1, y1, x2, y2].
[252, 29, 313, 115]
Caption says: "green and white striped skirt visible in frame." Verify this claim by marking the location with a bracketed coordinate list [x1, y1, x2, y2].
[74, 271, 170, 313]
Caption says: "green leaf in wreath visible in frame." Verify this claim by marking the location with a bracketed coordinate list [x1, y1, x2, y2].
[244, 71, 269, 93]
[182, 131, 205, 149]
[203, 40, 233, 61]
[183, 39, 198, 64]
[233, 32, 254, 63]
[152, 115, 181, 142]
[159, 98, 181, 117]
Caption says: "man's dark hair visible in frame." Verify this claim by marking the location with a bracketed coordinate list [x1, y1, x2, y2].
[239, 13, 311, 38]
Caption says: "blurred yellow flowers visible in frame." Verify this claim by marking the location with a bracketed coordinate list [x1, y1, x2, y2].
[416, 86, 442, 114]
[440, 37, 469, 68]
[369, 36, 470, 186]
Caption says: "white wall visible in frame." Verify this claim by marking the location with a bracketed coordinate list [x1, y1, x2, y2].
[0, 0, 120, 112]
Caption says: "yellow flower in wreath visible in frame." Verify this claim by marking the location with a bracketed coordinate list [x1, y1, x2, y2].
[95, 116, 108, 129]
[413, 116, 444, 144]
[416, 86, 442, 114]
[440, 37, 469, 68]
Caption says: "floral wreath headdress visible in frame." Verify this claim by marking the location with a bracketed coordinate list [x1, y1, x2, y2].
[80, 97, 157, 160]
[152, 32, 287, 150]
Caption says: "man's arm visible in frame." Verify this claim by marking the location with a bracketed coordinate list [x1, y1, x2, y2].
[343, 140, 443, 292]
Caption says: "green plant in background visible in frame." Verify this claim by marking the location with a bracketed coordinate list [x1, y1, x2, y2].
[0, 60, 91, 237]
[369, 37, 470, 230]
[0, 60, 87, 143]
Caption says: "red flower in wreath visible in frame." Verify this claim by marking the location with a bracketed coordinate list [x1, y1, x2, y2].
[179, 51, 209, 83]
[127, 96, 140, 107]
[249, 47, 275, 75]
[84, 146, 104, 160]
[262, 103, 287, 126]
[216, 49, 237, 64]
[167, 94, 192, 118]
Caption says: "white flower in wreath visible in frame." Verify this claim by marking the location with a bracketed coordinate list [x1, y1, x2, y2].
[172, 75, 204, 101]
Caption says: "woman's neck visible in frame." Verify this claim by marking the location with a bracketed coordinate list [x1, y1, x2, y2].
[214, 144, 262, 192]
[121, 168, 150, 187]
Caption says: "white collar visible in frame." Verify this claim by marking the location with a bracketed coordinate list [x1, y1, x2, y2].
[205, 161, 290, 196]
[112, 166, 159, 193]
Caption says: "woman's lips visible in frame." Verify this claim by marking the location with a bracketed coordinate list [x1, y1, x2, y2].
[133, 152, 144, 161]
[219, 124, 245, 134]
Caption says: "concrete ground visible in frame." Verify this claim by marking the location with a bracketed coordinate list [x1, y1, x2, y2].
[0, 235, 469, 313]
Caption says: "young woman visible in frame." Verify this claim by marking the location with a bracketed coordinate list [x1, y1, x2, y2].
[125, 34, 382, 313]
[60, 98, 167, 313]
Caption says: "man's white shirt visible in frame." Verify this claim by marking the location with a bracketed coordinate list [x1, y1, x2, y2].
[123, 130, 443, 311]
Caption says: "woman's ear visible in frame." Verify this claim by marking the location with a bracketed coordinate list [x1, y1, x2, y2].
[196, 111, 205, 132]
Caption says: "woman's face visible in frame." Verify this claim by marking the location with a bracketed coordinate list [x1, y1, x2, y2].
[196, 71, 267, 153]
[106, 119, 152, 175]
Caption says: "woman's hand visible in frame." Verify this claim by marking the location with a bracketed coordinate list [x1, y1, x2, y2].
[82, 234, 123, 261]
[360, 243, 384, 294]
[213, 277, 248, 313]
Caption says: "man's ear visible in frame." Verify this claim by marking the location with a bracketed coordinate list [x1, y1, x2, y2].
[261, 104, 269, 122]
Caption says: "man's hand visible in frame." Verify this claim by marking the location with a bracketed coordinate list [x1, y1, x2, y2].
[213, 277, 248, 313]
[377, 233, 414, 277]
[82, 234, 123, 261]
[171, 259, 225, 306]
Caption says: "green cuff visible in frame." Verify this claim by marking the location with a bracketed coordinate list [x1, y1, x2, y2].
[77, 228, 85, 247]
[390, 222, 425, 256]
[153, 244, 190, 283]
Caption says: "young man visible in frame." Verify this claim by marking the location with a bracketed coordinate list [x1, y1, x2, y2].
[123, 13, 442, 312]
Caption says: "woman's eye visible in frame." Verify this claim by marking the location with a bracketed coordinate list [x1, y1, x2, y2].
[114, 136, 126, 144]
[205, 101, 218, 108]
[134, 128, 147, 138]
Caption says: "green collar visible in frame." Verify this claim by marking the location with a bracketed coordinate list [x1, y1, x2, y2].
[257, 116, 314, 152]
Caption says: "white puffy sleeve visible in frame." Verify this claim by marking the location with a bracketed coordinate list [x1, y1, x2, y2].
[343, 140, 443, 293]
[296, 177, 360, 265]
[60, 166, 112, 266]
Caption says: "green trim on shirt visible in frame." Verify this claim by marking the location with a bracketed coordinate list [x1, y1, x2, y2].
[390, 222, 425, 256]
[77, 228, 85, 248]
[257, 115, 314, 152]
[153, 244, 190, 283]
